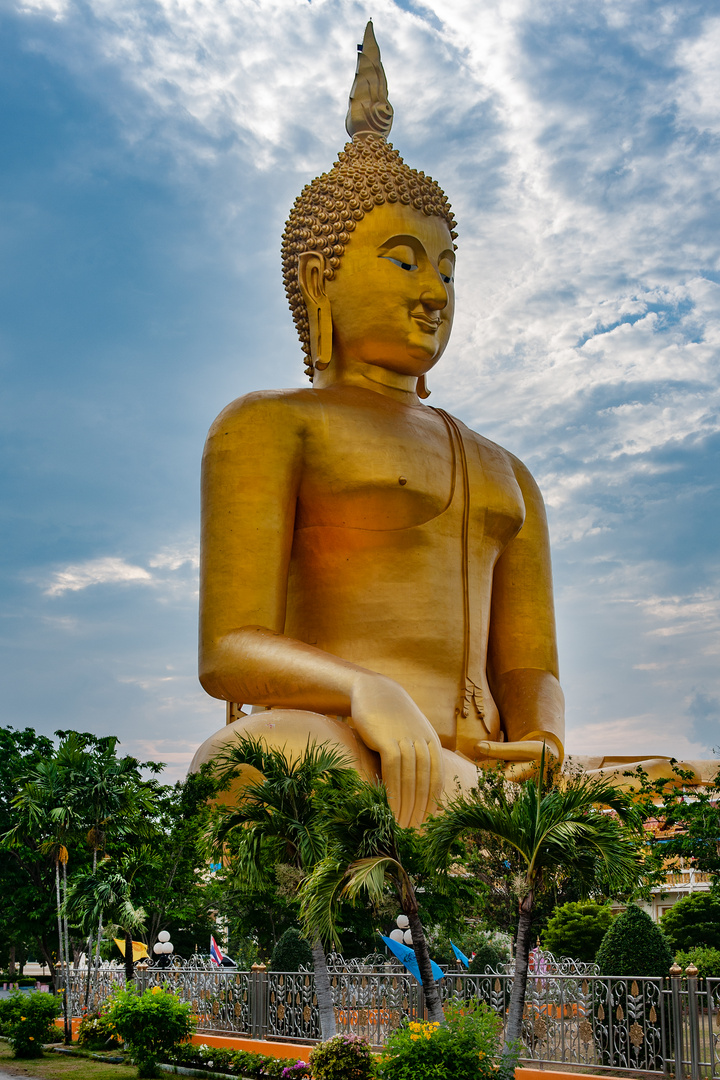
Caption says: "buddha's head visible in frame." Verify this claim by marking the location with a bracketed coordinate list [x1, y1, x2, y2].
[281, 23, 458, 394]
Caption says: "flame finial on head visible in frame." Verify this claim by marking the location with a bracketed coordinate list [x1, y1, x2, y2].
[345, 21, 394, 139]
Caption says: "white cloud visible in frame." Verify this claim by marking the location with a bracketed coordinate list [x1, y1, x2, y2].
[43, 541, 199, 596]
[44, 557, 152, 596]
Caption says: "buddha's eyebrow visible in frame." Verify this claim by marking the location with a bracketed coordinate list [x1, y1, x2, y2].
[377, 234, 425, 257]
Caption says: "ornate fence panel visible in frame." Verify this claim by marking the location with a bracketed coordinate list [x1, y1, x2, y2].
[331, 969, 420, 1047]
[441, 972, 667, 1073]
[138, 967, 253, 1036]
[64, 967, 125, 1018]
[265, 971, 319, 1043]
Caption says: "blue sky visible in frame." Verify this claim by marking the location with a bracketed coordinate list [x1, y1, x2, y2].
[1, 0, 718, 778]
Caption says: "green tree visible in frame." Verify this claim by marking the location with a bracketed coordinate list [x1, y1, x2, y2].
[542, 900, 615, 964]
[211, 736, 360, 1040]
[0, 729, 58, 979]
[596, 903, 673, 976]
[426, 752, 643, 1041]
[674, 946, 720, 979]
[660, 893, 720, 952]
[299, 779, 445, 1023]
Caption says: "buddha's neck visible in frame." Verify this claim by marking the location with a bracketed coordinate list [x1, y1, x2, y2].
[313, 362, 422, 405]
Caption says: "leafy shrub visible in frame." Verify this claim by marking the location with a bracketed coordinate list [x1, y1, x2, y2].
[167, 1042, 303, 1078]
[542, 900, 615, 964]
[269, 927, 312, 972]
[675, 946, 720, 979]
[106, 985, 193, 1078]
[596, 904, 673, 977]
[376, 1001, 517, 1080]
[309, 1033, 374, 1080]
[0, 989, 60, 1058]
[661, 893, 720, 952]
[77, 1008, 122, 1050]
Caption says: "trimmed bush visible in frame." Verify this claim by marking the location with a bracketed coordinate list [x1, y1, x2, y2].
[661, 893, 720, 952]
[309, 1033, 374, 1080]
[106, 985, 193, 1078]
[468, 938, 506, 974]
[269, 927, 312, 972]
[542, 900, 615, 964]
[0, 989, 60, 1058]
[675, 946, 720, 979]
[596, 903, 673, 977]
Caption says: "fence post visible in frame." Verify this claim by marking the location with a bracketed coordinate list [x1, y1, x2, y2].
[686, 964, 701, 1080]
[670, 963, 684, 1080]
[251, 963, 267, 1039]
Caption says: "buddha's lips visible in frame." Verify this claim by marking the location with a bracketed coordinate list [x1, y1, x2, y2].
[412, 314, 441, 332]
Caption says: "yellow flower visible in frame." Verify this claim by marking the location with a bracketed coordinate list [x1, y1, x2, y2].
[151, 986, 162, 994]
[29, 1037, 34, 1041]
[20, 1017, 26, 1021]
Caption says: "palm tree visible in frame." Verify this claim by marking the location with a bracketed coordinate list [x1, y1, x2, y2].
[65, 856, 147, 984]
[425, 748, 643, 1042]
[210, 736, 360, 1041]
[299, 779, 445, 1023]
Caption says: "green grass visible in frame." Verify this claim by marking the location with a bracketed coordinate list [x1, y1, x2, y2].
[0, 1040, 131, 1078]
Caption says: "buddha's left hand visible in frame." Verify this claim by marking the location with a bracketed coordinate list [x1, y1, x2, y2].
[475, 739, 559, 781]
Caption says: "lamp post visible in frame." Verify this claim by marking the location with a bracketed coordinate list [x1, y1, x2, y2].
[152, 931, 175, 969]
[388, 914, 413, 946]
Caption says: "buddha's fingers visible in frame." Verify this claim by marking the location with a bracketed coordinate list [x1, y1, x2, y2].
[412, 739, 431, 828]
[476, 739, 549, 763]
[394, 738, 417, 829]
[382, 745, 404, 826]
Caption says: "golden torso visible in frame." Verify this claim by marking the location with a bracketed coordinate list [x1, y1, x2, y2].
[285, 384, 525, 752]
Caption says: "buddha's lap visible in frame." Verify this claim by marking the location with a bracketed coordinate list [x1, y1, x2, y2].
[190, 708, 480, 804]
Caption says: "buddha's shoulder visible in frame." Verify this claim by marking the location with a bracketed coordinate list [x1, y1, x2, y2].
[452, 416, 542, 496]
[207, 387, 322, 438]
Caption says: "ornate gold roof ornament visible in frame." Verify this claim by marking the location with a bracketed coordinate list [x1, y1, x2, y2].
[345, 22, 394, 140]
[282, 21, 458, 381]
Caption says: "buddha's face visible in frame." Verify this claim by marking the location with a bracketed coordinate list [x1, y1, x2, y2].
[325, 202, 455, 378]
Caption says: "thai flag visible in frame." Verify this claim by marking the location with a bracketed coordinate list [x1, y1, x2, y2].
[210, 935, 224, 966]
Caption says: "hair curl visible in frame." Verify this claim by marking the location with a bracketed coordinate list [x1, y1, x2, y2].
[281, 134, 458, 381]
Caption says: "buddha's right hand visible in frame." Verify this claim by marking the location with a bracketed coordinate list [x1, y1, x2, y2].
[350, 673, 445, 829]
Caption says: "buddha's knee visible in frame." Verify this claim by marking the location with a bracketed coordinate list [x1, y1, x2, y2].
[189, 709, 381, 807]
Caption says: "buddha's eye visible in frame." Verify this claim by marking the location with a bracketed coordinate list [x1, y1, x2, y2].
[384, 256, 418, 272]
[439, 260, 455, 284]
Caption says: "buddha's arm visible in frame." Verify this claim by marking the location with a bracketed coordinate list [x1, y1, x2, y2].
[198, 391, 443, 827]
[484, 454, 565, 762]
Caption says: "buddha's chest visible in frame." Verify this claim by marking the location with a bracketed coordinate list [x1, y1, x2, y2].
[295, 399, 525, 546]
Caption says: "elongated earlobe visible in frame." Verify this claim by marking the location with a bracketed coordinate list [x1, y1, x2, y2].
[298, 251, 333, 373]
[417, 375, 431, 399]
[314, 304, 332, 371]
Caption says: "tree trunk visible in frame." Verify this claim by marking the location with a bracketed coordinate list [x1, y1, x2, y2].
[61, 860, 72, 1043]
[8, 946, 16, 978]
[406, 908, 444, 1023]
[124, 930, 135, 983]
[506, 890, 534, 1043]
[55, 860, 70, 1043]
[311, 937, 336, 1041]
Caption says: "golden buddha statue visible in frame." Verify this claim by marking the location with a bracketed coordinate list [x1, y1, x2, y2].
[191, 22, 566, 827]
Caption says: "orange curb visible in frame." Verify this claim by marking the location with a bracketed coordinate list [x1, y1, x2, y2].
[189, 1034, 314, 1060]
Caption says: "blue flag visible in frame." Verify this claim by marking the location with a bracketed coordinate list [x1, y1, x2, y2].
[380, 934, 444, 984]
[451, 941, 471, 968]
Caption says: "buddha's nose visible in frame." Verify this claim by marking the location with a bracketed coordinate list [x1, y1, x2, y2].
[420, 272, 448, 311]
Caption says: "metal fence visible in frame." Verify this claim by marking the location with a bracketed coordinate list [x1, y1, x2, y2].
[63, 964, 720, 1075]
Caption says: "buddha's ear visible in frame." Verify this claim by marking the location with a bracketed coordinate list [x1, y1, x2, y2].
[298, 252, 333, 371]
